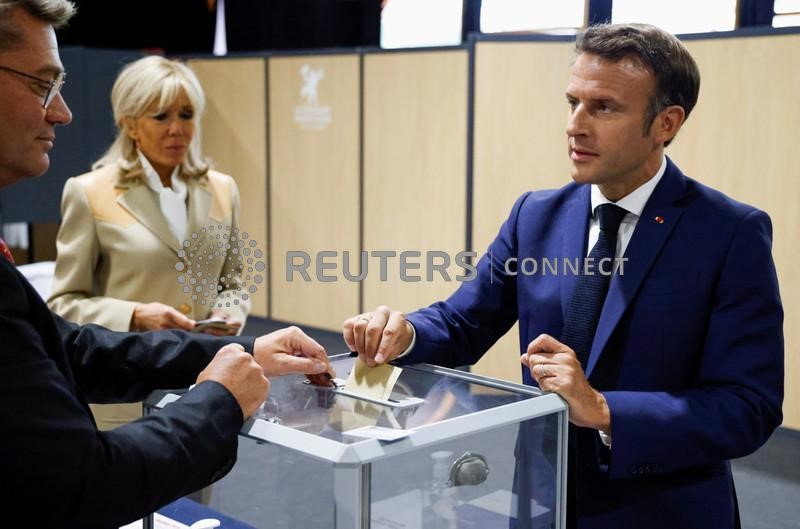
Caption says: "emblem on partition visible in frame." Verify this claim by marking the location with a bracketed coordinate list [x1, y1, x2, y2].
[294, 64, 332, 130]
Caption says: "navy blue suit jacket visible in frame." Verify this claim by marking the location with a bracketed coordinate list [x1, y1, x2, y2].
[0, 257, 253, 528]
[403, 159, 784, 528]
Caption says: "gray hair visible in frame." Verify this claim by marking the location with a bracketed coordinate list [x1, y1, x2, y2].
[0, 0, 75, 49]
[93, 55, 210, 179]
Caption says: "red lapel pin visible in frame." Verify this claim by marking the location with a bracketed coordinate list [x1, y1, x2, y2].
[654, 216, 665, 224]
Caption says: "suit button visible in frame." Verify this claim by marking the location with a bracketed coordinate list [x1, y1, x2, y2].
[178, 303, 191, 315]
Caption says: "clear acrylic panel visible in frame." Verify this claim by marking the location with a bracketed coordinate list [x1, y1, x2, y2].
[251, 354, 540, 445]
[145, 354, 566, 528]
[370, 416, 560, 529]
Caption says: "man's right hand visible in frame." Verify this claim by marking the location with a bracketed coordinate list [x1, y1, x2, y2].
[343, 305, 413, 367]
[196, 343, 270, 420]
[131, 302, 195, 331]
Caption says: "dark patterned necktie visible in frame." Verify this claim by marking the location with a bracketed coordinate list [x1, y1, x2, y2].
[561, 203, 628, 368]
[0, 237, 14, 264]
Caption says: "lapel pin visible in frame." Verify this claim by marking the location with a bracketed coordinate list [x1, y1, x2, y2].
[654, 216, 665, 224]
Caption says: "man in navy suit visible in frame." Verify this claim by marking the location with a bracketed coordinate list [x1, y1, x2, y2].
[344, 23, 784, 529]
[0, 1, 331, 527]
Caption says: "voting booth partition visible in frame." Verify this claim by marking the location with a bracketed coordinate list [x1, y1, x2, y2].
[361, 50, 469, 321]
[267, 54, 361, 330]
[188, 58, 270, 318]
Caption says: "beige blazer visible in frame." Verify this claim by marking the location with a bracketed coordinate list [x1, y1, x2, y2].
[49, 163, 250, 328]
[48, 164, 251, 428]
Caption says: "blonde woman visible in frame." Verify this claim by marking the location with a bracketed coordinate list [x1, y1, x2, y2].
[48, 55, 250, 429]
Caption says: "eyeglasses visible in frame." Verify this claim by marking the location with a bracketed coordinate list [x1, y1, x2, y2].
[0, 64, 66, 109]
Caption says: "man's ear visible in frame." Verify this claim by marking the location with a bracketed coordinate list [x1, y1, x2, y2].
[653, 105, 686, 146]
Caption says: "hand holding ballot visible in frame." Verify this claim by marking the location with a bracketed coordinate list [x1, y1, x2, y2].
[343, 305, 414, 366]
[253, 326, 335, 384]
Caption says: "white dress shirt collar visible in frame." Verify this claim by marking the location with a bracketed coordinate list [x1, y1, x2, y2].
[138, 151, 188, 244]
[590, 154, 667, 217]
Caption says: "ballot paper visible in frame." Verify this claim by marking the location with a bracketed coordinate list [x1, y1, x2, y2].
[330, 399, 385, 431]
[346, 357, 403, 402]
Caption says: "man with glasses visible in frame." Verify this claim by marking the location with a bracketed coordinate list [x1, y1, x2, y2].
[0, 1, 333, 527]
[0, 64, 66, 107]
[0, 2, 71, 188]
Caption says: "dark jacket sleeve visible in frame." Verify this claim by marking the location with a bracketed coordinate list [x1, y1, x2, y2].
[0, 261, 255, 528]
[55, 314, 254, 404]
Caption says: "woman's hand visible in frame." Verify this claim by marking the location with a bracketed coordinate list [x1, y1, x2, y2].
[196, 310, 242, 336]
[131, 302, 195, 331]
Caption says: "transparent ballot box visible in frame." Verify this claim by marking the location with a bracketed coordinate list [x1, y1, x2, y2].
[144, 353, 568, 529]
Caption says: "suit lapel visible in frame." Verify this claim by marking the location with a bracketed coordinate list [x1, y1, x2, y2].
[560, 185, 592, 320]
[187, 178, 212, 240]
[585, 159, 689, 377]
[116, 184, 181, 252]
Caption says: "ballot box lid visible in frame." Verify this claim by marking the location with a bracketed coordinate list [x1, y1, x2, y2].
[145, 353, 567, 465]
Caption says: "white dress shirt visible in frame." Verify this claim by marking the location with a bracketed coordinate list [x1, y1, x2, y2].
[587, 155, 667, 261]
[138, 151, 188, 245]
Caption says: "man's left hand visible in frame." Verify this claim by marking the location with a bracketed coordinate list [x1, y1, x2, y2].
[521, 333, 611, 433]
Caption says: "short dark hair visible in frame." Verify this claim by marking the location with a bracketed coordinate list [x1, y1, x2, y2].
[0, 0, 75, 49]
[576, 23, 700, 146]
